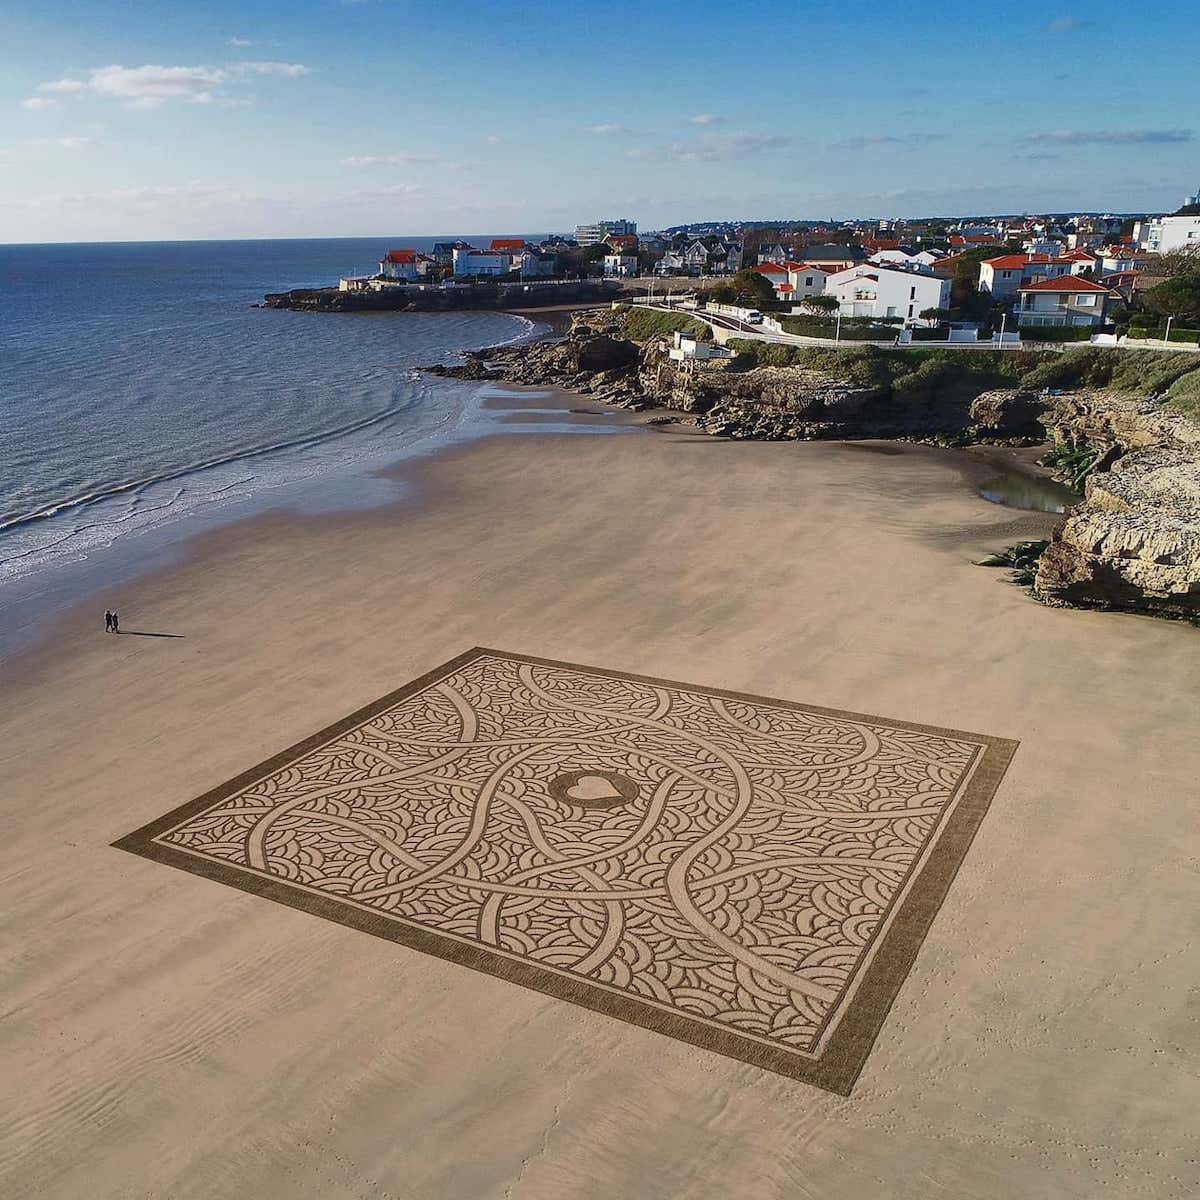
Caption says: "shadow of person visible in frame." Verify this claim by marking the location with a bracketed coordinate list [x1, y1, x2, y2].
[117, 630, 186, 638]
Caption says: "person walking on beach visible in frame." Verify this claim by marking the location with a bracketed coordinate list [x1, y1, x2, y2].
[104, 610, 113, 633]
[111, 611, 120, 634]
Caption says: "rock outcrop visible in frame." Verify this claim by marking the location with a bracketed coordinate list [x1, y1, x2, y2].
[261, 280, 616, 313]
[1034, 395, 1200, 616]
[425, 308, 1200, 620]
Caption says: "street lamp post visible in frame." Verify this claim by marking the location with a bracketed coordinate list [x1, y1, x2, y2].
[998, 311, 1007, 348]
[835, 308, 843, 344]
[1164, 314, 1175, 344]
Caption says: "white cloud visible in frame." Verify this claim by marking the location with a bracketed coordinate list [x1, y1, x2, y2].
[227, 36, 253, 47]
[485, 134, 505, 144]
[586, 122, 632, 136]
[629, 131, 788, 163]
[88, 64, 226, 108]
[1024, 128, 1192, 145]
[1046, 15, 1087, 31]
[231, 61, 310, 78]
[29, 135, 92, 149]
[38, 78, 87, 94]
[341, 152, 439, 167]
[690, 113, 723, 125]
[29, 62, 309, 110]
[829, 132, 945, 149]
[20, 96, 61, 110]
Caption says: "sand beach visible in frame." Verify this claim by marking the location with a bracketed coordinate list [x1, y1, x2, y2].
[2, 388, 1198, 1198]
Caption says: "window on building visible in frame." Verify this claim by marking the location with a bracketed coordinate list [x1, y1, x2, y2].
[907, 304, 914, 318]
[909, 286, 916, 299]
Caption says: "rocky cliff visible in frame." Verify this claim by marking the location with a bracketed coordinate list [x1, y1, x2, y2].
[428, 308, 1200, 620]
[1034, 394, 1200, 616]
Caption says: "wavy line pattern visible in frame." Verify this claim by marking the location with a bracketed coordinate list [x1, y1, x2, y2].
[154, 654, 983, 1058]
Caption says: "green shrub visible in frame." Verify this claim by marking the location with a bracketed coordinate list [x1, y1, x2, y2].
[977, 540, 1050, 588]
[1041, 440, 1097, 490]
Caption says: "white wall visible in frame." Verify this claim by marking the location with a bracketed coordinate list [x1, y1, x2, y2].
[1136, 215, 1200, 253]
[826, 266, 949, 323]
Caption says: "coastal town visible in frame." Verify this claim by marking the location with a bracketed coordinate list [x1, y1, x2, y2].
[334, 196, 1200, 348]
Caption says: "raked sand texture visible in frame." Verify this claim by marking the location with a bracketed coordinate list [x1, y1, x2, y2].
[3, 405, 1199, 1198]
[116, 648, 1017, 1095]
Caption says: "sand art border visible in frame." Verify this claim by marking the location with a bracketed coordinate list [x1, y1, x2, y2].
[113, 647, 1018, 1095]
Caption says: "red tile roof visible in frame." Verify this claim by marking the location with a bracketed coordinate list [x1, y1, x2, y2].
[1061, 248, 1099, 260]
[1018, 276, 1109, 293]
[489, 238, 527, 251]
[983, 253, 1079, 269]
[776, 284, 795, 292]
[752, 263, 788, 275]
[381, 249, 418, 263]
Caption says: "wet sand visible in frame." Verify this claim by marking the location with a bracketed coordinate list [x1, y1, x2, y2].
[2, 404, 1198, 1198]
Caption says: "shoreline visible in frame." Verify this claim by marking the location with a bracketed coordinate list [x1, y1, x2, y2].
[0, 310, 553, 662]
[0, 384, 649, 673]
[0, 365, 1070, 673]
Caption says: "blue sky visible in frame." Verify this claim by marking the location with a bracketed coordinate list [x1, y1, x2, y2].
[2, 0, 1198, 242]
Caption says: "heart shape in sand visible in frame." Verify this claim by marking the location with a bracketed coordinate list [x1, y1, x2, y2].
[565, 775, 624, 803]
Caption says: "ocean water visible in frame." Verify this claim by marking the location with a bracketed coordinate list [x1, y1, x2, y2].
[0, 238, 541, 587]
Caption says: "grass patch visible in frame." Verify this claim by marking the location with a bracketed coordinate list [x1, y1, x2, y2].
[621, 306, 710, 343]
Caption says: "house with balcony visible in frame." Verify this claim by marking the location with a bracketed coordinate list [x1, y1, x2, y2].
[978, 254, 1078, 302]
[825, 263, 950, 323]
[1133, 214, 1200, 253]
[1017, 276, 1110, 326]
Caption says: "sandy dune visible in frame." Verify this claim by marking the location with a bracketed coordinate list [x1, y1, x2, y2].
[3, 403, 1198, 1198]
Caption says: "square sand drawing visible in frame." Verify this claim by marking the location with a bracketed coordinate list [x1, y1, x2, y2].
[115, 648, 1017, 1094]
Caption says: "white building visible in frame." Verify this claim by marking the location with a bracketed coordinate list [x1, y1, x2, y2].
[1022, 237, 1066, 257]
[824, 264, 950, 323]
[667, 330, 734, 362]
[1017, 276, 1109, 326]
[513, 248, 556, 277]
[452, 248, 510, 277]
[751, 262, 790, 298]
[1133, 215, 1200, 253]
[783, 261, 830, 298]
[1100, 246, 1148, 274]
[869, 249, 935, 272]
[603, 254, 638, 277]
[378, 249, 419, 280]
[575, 218, 637, 246]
